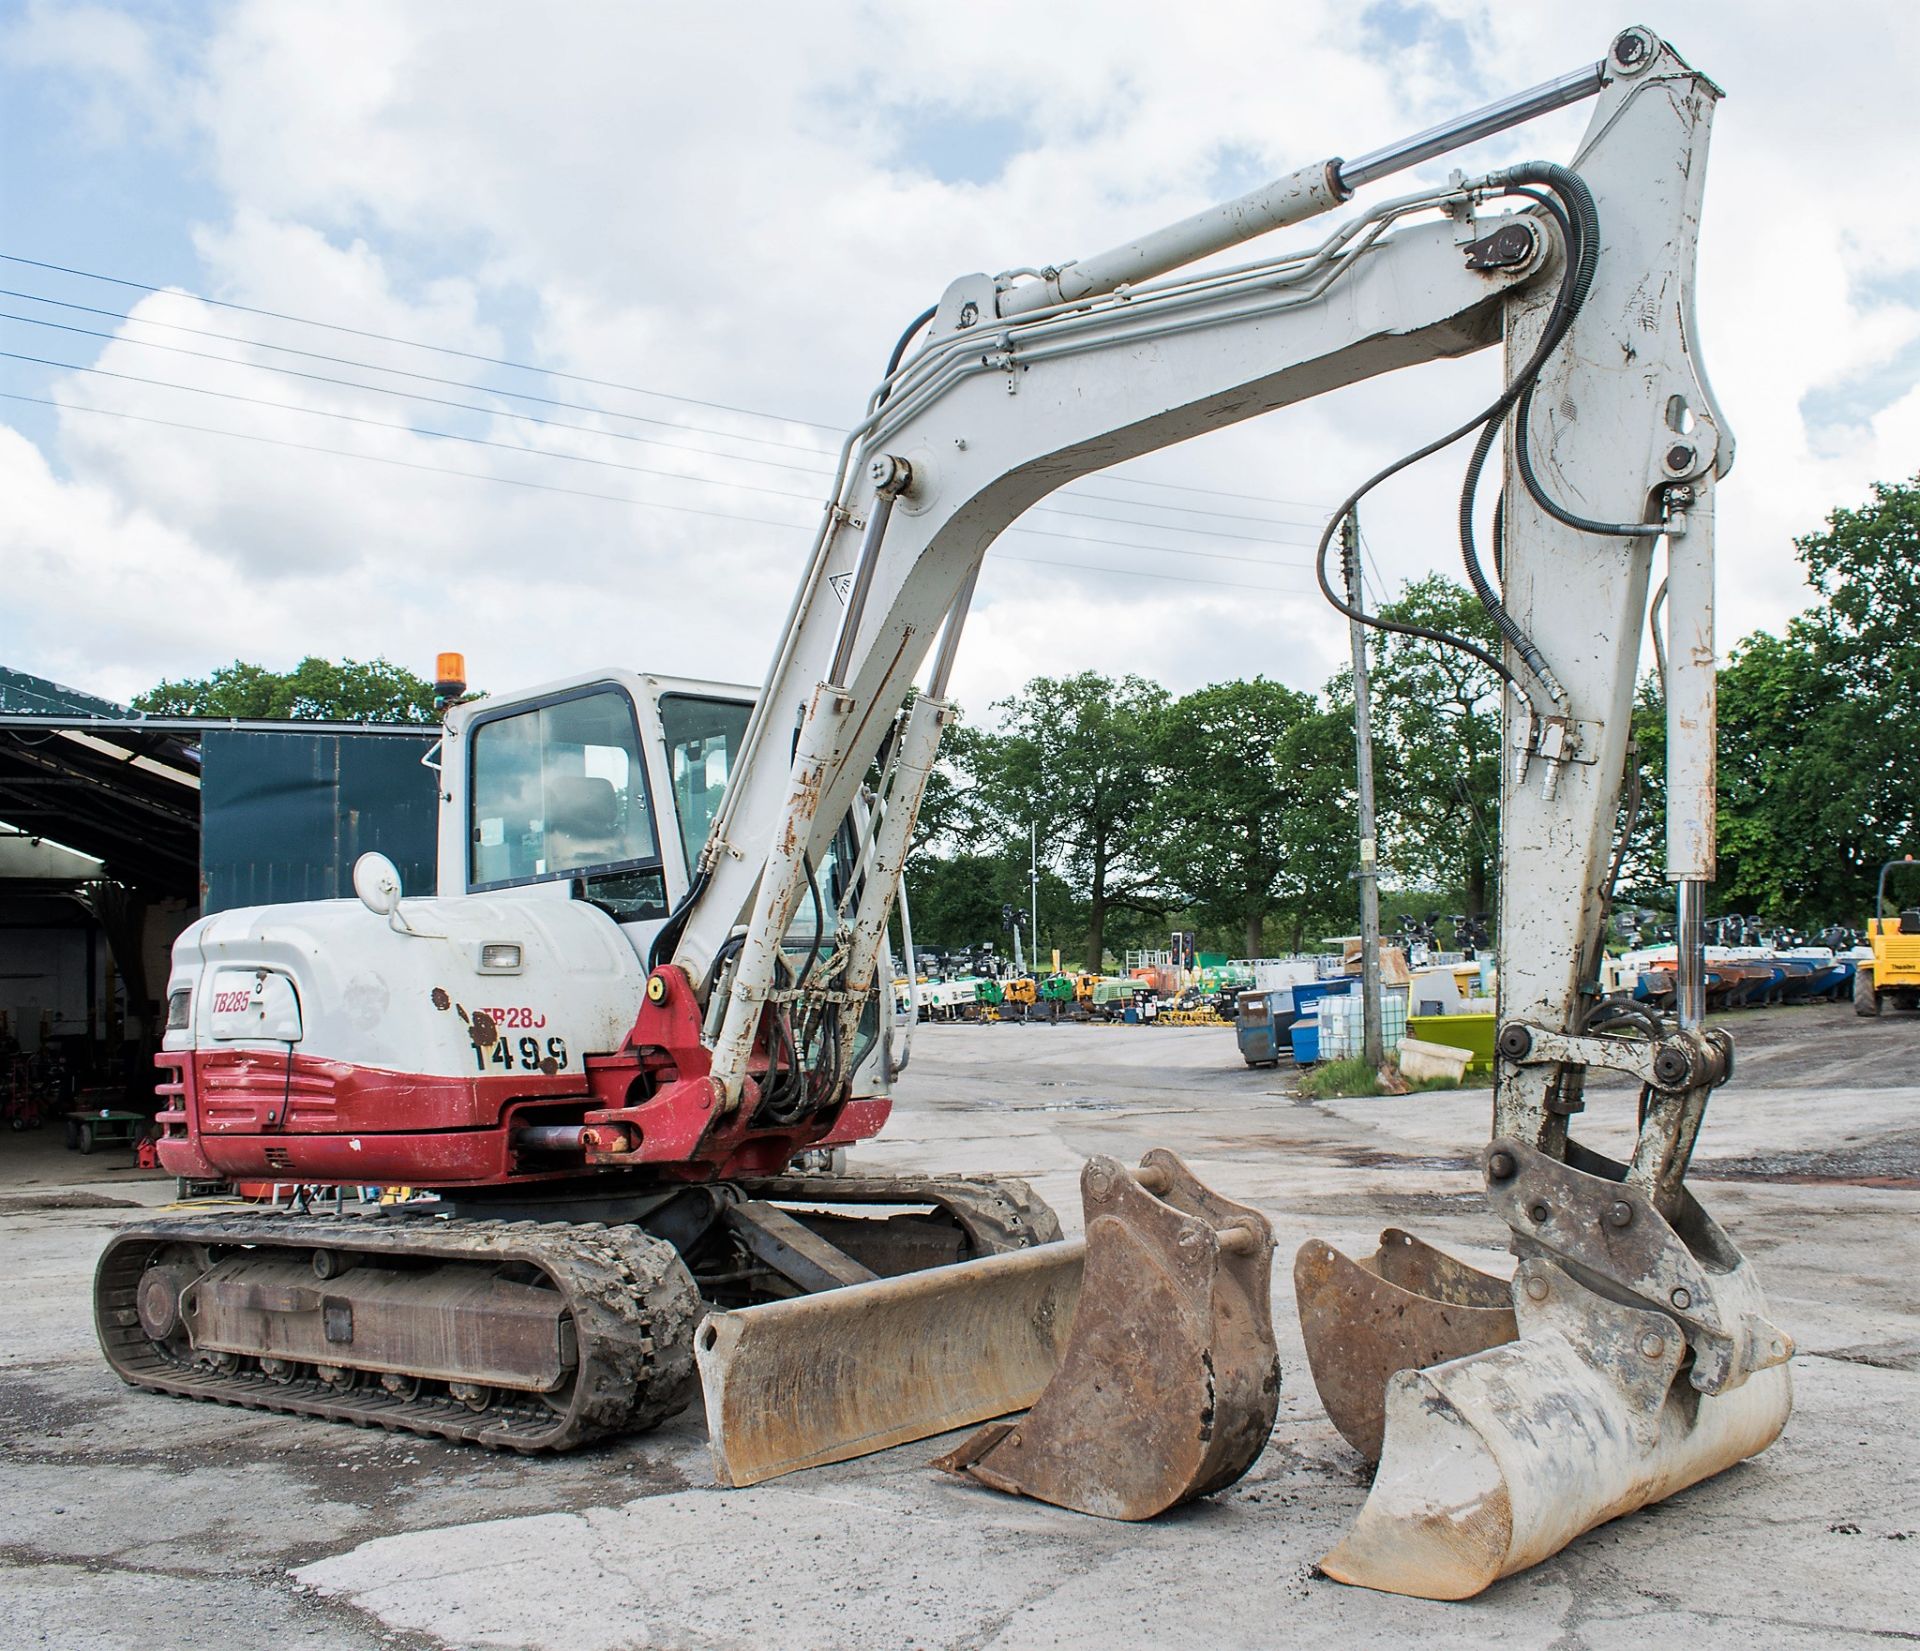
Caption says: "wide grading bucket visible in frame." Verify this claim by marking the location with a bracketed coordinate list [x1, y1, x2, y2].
[696, 1148, 1280, 1512]
[1317, 1254, 1793, 1599]
[696, 1235, 1085, 1487]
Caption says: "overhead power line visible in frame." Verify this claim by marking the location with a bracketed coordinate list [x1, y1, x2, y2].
[2, 347, 834, 499]
[0, 298, 1329, 532]
[0, 336, 1322, 553]
[0, 391, 1315, 593]
[0, 252, 830, 431]
[1355, 523, 1394, 608]
[4, 357, 1312, 568]
[0, 303, 834, 460]
[0, 252, 1337, 520]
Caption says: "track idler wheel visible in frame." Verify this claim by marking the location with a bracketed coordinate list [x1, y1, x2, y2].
[1293, 1228, 1517, 1462]
[935, 1149, 1279, 1520]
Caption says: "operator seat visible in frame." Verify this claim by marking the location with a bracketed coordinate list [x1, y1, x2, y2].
[545, 774, 624, 868]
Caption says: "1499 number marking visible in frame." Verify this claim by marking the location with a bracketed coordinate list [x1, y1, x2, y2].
[473, 1034, 569, 1074]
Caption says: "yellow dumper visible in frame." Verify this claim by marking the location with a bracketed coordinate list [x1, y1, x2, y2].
[1857, 856, 1920, 1015]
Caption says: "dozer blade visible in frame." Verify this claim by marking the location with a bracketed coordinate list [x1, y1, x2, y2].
[696, 1236, 1085, 1487]
[934, 1148, 1279, 1520]
[1319, 1256, 1793, 1600]
[1294, 1229, 1517, 1462]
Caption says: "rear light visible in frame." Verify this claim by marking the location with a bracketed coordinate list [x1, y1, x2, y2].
[166, 989, 192, 1031]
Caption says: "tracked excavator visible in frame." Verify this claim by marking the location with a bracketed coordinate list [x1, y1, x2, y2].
[99, 24, 1789, 1600]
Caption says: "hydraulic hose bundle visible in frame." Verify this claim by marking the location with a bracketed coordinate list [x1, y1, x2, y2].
[1314, 161, 1651, 713]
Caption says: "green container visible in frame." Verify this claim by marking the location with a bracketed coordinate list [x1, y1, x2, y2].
[1406, 1013, 1497, 1073]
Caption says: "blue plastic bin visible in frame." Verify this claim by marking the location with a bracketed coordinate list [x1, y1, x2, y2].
[1290, 978, 1355, 1019]
[1290, 1019, 1320, 1065]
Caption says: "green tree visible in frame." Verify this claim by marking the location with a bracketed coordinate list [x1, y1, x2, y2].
[1613, 677, 1668, 921]
[1331, 576, 1502, 916]
[134, 657, 448, 723]
[1709, 625, 1859, 921]
[901, 845, 1080, 965]
[967, 672, 1170, 967]
[1153, 678, 1356, 955]
[1628, 476, 1920, 928]
[906, 703, 991, 855]
[1735, 476, 1920, 920]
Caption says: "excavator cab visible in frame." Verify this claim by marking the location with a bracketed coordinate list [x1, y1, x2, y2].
[446, 671, 751, 946]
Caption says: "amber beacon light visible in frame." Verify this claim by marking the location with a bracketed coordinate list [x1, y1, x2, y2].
[433, 652, 467, 707]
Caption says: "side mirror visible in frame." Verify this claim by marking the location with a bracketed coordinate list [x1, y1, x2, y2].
[353, 852, 404, 917]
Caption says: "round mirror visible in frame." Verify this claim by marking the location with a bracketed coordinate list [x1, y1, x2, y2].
[352, 852, 404, 917]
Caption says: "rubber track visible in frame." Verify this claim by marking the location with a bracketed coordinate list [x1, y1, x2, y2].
[94, 1213, 701, 1452]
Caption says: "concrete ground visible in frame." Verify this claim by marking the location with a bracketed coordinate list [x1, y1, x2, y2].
[1, 1002, 1915, 1649]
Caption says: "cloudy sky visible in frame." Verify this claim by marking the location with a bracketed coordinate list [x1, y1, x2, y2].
[2, 1, 1915, 720]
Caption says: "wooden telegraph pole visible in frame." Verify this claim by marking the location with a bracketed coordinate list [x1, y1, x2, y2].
[1342, 513, 1384, 1069]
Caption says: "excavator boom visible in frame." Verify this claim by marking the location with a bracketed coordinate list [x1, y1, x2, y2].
[679, 22, 1786, 1598]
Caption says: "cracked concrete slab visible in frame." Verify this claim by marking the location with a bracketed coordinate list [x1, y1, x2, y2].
[4, 1005, 1916, 1648]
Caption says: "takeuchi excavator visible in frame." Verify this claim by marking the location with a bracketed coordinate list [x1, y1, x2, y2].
[99, 25, 1789, 1601]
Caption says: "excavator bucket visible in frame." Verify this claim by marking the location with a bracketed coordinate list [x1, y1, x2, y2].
[934, 1148, 1279, 1520]
[1293, 1229, 1517, 1462]
[1315, 1255, 1793, 1600]
[696, 1235, 1084, 1487]
[696, 1148, 1278, 1506]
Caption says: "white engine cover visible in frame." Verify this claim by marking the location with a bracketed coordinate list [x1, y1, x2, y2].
[164, 894, 646, 1081]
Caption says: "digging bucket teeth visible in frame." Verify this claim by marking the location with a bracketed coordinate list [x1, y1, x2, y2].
[935, 1148, 1280, 1520]
[696, 1233, 1085, 1487]
[1293, 1229, 1518, 1463]
[1318, 1256, 1793, 1600]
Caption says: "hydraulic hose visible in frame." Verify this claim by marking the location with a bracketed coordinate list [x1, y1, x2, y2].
[1497, 164, 1656, 539]
[1316, 161, 1645, 708]
[1458, 414, 1565, 703]
[648, 866, 710, 972]
[1316, 169, 1580, 703]
[879, 305, 939, 403]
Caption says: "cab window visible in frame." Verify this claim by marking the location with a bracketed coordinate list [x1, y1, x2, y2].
[470, 690, 663, 914]
[659, 694, 752, 874]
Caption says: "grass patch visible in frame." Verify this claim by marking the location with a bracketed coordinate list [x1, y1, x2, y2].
[1297, 1057, 1472, 1098]
[1297, 1057, 1388, 1098]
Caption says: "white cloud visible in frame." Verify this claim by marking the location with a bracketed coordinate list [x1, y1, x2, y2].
[3, 0, 173, 145]
[4, 0, 1918, 720]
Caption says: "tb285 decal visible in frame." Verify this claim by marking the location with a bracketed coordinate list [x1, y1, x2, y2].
[487, 1005, 548, 1029]
[431, 992, 569, 1075]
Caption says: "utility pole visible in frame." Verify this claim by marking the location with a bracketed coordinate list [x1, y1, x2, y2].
[1343, 513, 1384, 1069]
[1030, 820, 1039, 969]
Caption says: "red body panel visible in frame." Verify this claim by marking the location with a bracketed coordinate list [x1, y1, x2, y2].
[155, 965, 891, 1187]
